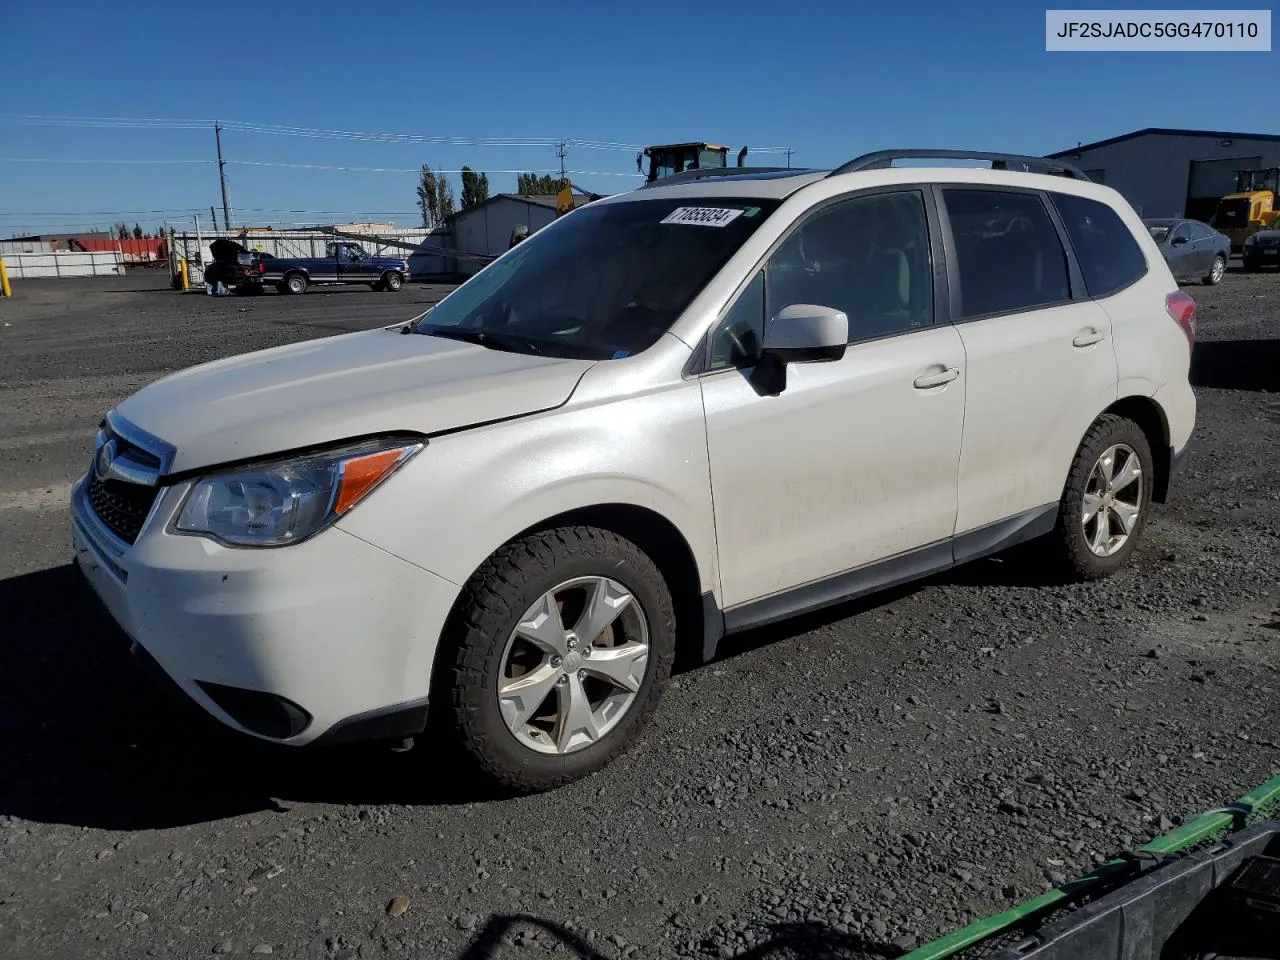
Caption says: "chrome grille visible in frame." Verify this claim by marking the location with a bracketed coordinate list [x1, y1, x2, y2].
[81, 415, 173, 546]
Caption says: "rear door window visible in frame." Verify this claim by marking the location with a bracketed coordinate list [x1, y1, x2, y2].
[941, 189, 1071, 319]
[1050, 193, 1149, 298]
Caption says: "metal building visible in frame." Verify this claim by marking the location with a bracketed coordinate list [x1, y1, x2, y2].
[448, 194, 595, 274]
[1046, 128, 1280, 221]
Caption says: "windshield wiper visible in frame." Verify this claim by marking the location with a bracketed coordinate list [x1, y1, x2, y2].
[418, 327, 542, 354]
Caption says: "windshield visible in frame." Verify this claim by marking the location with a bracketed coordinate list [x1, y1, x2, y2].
[1147, 225, 1170, 243]
[411, 196, 780, 359]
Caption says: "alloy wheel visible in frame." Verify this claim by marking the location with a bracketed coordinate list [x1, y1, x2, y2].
[497, 576, 649, 755]
[1081, 443, 1144, 557]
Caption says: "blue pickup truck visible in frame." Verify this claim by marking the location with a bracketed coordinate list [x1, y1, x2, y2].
[256, 240, 412, 295]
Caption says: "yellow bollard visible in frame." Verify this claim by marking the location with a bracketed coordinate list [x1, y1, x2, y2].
[179, 258, 190, 292]
[0, 258, 11, 298]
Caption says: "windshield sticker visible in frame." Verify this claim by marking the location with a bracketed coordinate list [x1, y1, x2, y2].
[660, 206, 745, 228]
[611, 349, 631, 359]
[743, 206, 761, 218]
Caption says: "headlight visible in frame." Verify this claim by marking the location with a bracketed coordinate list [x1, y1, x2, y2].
[174, 439, 422, 547]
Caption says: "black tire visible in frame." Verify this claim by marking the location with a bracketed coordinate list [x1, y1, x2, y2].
[382, 271, 403, 292]
[282, 273, 307, 295]
[1045, 414, 1154, 581]
[1202, 254, 1226, 286]
[437, 526, 675, 793]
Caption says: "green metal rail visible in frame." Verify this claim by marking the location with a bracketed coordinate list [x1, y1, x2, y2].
[902, 773, 1280, 960]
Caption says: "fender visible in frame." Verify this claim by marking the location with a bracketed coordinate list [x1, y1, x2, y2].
[335, 381, 722, 608]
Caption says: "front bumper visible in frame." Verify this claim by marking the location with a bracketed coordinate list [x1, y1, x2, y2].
[70, 475, 461, 745]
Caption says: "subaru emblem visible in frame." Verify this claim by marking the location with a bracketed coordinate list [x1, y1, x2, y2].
[95, 438, 118, 478]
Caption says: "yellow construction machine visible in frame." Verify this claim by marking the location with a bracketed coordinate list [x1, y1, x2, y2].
[1212, 167, 1280, 251]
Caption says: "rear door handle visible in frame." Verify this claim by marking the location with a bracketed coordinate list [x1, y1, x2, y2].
[1073, 328, 1105, 347]
[913, 366, 960, 389]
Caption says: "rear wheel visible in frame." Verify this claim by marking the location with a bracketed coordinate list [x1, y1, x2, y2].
[283, 273, 307, 295]
[1044, 414, 1153, 580]
[437, 526, 675, 793]
[1203, 254, 1225, 285]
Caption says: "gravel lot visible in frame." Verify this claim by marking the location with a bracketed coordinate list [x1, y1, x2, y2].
[1, 269, 1278, 960]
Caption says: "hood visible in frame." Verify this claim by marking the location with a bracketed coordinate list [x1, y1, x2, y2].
[116, 328, 595, 473]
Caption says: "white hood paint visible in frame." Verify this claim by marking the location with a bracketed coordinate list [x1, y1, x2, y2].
[116, 328, 595, 472]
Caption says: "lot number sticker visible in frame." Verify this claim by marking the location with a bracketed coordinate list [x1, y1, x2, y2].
[660, 206, 745, 227]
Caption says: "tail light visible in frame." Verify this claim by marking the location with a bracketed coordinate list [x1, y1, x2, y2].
[1166, 290, 1196, 347]
[257, 260, 266, 274]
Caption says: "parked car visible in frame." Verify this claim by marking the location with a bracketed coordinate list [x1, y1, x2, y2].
[72, 152, 1195, 793]
[258, 241, 411, 294]
[1241, 228, 1280, 271]
[1143, 218, 1230, 285]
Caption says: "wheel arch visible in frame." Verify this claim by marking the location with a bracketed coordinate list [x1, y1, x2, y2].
[1103, 395, 1173, 502]
[442, 503, 718, 675]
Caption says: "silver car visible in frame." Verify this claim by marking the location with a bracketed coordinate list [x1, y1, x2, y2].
[1144, 218, 1230, 286]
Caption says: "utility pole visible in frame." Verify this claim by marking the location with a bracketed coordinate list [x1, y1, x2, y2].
[210, 205, 218, 232]
[556, 141, 567, 183]
[215, 123, 232, 231]
[785, 147, 793, 169]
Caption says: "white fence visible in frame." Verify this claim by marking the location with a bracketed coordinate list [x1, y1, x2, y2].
[2, 251, 125, 279]
[168, 228, 457, 279]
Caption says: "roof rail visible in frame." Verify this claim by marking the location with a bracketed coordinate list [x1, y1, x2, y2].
[828, 150, 1092, 181]
[638, 166, 796, 189]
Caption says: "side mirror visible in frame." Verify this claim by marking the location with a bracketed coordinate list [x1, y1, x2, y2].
[752, 304, 848, 396]
[761, 304, 849, 363]
[1171, 235, 1189, 246]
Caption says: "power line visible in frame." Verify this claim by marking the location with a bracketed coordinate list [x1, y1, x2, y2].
[0, 114, 794, 153]
[0, 157, 214, 164]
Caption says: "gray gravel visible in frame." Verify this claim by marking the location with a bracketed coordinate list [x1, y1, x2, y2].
[1, 269, 1278, 959]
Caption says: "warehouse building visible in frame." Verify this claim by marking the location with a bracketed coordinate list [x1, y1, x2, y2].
[1046, 128, 1280, 221]
[448, 193, 597, 275]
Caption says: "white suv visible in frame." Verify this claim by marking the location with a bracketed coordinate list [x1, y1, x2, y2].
[71, 151, 1196, 792]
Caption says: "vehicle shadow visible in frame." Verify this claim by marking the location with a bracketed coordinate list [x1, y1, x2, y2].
[705, 543, 1061, 669]
[1190, 339, 1280, 392]
[452, 915, 903, 959]
[0, 564, 499, 831]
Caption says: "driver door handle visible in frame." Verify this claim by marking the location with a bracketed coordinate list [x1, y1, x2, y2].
[913, 367, 960, 389]
[1073, 327, 1105, 348]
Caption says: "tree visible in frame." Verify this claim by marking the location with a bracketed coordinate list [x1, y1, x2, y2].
[416, 163, 457, 227]
[114, 222, 131, 241]
[132, 224, 143, 239]
[460, 166, 490, 210]
[516, 173, 569, 195]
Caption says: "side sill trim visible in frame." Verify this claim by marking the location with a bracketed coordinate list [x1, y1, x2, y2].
[721, 504, 1058, 636]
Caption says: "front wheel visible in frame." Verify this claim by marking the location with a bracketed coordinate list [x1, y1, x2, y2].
[1044, 414, 1153, 580]
[382, 271, 403, 292]
[1203, 254, 1226, 286]
[437, 526, 675, 793]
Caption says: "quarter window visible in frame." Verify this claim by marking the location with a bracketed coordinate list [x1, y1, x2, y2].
[1050, 192, 1148, 298]
[709, 272, 765, 369]
[942, 189, 1071, 319]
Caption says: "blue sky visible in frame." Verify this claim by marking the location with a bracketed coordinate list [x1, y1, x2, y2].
[2, 0, 1275, 235]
